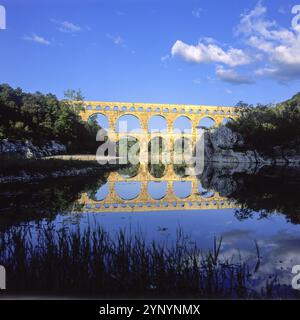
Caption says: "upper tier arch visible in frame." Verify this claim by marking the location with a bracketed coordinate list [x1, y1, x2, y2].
[79, 101, 238, 131]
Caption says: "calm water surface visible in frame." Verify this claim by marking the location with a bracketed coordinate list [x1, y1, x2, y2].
[1, 162, 300, 292]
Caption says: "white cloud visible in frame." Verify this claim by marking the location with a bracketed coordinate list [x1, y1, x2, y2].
[236, 2, 300, 82]
[171, 40, 252, 67]
[236, 3, 295, 43]
[199, 37, 217, 44]
[51, 19, 82, 33]
[23, 34, 51, 45]
[216, 65, 254, 84]
[106, 34, 125, 47]
[161, 54, 170, 62]
[169, 2, 300, 84]
[192, 8, 203, 18]
[234, 2, 272, 37]
[247, 36, 273, 53]
[255, 65, 300, 82]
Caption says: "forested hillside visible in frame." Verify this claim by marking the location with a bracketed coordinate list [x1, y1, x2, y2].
[227, 93, 300, 154]
[0, 84, 100, 153]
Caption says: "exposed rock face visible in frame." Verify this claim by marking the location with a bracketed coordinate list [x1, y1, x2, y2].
[0, 139, 66, 159]
[203, 127, 258, 164]
[210, 126, 244, 150]
[204, 126, 300, 165]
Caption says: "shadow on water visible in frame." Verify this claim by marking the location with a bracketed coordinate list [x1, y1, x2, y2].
[0, 171, 110, 230]
[199, 163, 300, 224]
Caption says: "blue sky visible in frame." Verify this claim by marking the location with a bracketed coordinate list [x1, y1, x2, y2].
[1, 0, 300, 106]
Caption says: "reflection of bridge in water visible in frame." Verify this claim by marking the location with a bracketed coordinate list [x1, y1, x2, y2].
[77, 165, 237, 213]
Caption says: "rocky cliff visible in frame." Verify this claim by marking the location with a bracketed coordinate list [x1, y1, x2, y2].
[0, 139, 66, 159]
[203, 126, 300, 166]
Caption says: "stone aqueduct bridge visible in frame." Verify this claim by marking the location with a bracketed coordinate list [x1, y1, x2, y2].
[79, 101, 238, 159]
[77, 165, 237, 213]
[75, 102, 239, 212]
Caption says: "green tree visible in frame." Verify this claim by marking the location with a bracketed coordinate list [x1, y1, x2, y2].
[63, 89, 85, 114]
[0, 84, 102, 154]
[228, 93, 300, 154]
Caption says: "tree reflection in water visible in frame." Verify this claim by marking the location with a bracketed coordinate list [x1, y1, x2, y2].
[199, 163, 300, 224]
[0, 170, 111, 230]
[148, 162, 166, 178]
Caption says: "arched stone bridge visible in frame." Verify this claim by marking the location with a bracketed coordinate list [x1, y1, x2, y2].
[79, 101, 238, 163]
[76, 165, 237, 213]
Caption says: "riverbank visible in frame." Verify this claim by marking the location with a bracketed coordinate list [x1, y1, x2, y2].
[44, 154, 123, 162]
[0, 158, 122, 184]
[204, 126, 300, 166]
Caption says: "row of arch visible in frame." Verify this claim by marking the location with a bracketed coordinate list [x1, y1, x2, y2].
[117, 163, 193, 179]
[90, 113, 233, 132]
[117, 136, 193, 156]
[89, 181, 215, 201]
[84, 199, 232, 211]
[85, 104, 238, 116]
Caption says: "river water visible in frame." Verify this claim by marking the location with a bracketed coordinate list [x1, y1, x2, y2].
[1, 162, 300, 296]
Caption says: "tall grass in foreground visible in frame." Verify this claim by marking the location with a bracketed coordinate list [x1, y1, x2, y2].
[0, 224, 297, 299]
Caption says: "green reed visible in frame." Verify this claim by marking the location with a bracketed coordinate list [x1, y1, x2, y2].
[0, 223, 297, 299]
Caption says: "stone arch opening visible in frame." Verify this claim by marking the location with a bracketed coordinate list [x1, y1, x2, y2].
[173, 181, 192, 199]
[198, 182, 215, 198]
[148, 163, 166, 178]
[116, 136, 140, 162]
[116, 114, 142, 133]
[173, 116, 192, 134]
[88, 113, 109, 131]
[222, 117, 234, 126]
[87, 183, 109, 201]
[117, 163, 140, 179]
[148, 181, 167, 200]
[173, 163, 189, 177]
[148, 115, 168, 133]
[198, 117, 216, 130]
[174, 137, 192, 153]
[174, 137, 193, 163]
[115, 182, 141, 200]
[148, 136, 169, 156]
